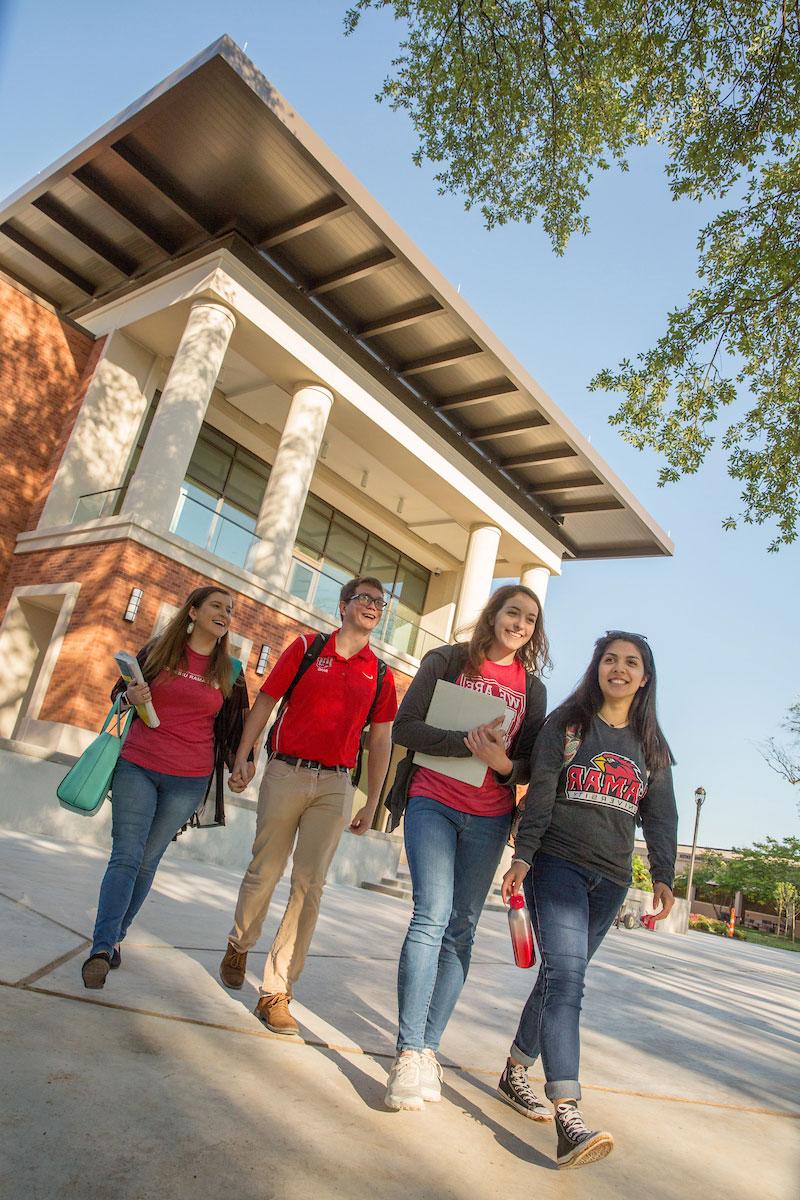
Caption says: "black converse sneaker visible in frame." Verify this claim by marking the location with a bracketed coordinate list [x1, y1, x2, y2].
[497, 1060, 552, 1121]
[555, 1101, 614, 1168]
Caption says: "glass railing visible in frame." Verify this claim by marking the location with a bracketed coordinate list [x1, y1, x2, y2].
[170, 488, 257, 568]
[71, 487, 126, 523]
[286, 557, 446, 659]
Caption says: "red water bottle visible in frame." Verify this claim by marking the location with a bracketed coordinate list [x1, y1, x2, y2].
[508, 894, 535, 968]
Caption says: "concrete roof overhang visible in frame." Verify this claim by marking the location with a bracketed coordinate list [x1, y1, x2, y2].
[0, 35, 673, 562]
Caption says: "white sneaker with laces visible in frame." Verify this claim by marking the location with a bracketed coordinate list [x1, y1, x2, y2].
[419, 1050, 443, 1102]
[385, 1051, 425, 1111]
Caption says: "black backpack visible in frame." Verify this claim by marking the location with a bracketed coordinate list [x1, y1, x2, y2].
[266, 631, 387, 788]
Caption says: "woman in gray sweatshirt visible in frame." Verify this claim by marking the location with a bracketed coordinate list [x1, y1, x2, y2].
[498, 631, 677, 1169]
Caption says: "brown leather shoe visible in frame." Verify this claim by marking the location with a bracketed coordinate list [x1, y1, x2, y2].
[254, 992, 299, 1036]
[219, 943, 248, 989]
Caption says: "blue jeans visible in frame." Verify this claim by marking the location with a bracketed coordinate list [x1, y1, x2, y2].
[91, 759, 210, 955]
[510, 852, 628, 1100]
[397, 795, 511, 1052]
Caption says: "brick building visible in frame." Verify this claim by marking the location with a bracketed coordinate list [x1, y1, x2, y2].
[0, 38, 671, 830]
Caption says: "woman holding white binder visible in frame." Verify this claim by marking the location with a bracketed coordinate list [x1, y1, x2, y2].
[383, 584, 550, 1111]
[81, 585, 249, 990]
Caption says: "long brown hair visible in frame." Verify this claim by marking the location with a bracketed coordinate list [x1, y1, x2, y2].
[142, 586, 235, 697]
[464, 584, 551, 677]
[555, 632, 674, 772]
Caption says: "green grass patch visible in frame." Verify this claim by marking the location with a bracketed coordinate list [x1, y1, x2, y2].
[737, 928, 799, 953]
[689, 922, 799, 952]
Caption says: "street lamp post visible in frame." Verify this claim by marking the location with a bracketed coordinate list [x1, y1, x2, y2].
[685, 786, 707, 910]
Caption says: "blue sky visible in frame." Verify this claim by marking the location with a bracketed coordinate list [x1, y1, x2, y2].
[2, 1, 798, 849]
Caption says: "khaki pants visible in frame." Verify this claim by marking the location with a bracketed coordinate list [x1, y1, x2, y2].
[229, 758, 352, 995]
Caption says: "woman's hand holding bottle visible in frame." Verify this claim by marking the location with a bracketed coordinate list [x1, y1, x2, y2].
[464, 716, 512, 774]
[501, 859, 530, 904]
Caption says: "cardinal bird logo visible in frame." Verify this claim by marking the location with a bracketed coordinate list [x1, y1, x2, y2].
[565, 750, 645, 814]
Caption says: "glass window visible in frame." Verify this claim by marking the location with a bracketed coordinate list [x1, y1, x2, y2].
[362, 536, 399, 595]
[225, 459, 268, 516]
[170, 421, 432, 626]
[394, 556, 429, 616]
[324, 514, 365, 577]
[295, 495, 332, 560]
[186, 428, 232, 494]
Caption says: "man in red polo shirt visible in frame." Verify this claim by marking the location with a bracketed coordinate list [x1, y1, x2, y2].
[219, 575, 397, 1034]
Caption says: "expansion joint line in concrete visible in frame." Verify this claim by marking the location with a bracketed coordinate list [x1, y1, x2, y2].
[2, 980, 798, 1123]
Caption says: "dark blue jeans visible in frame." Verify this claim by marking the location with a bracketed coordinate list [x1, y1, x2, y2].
[91, 759, 210, 955]
[510, 851, 628, 1100]
[397, 795, 511, 1052]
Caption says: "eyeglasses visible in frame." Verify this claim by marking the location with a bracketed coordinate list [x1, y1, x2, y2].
[350, 593, 387, 611]
[605, 630, 648, 642]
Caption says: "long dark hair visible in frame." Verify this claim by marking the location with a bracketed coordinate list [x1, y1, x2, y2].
[555, 632, 673, 772]
[464, 584, 552, 677]
[142, 586, 235, 697]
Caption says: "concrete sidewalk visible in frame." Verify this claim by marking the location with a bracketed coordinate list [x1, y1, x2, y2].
[1, 829, 798, 1200]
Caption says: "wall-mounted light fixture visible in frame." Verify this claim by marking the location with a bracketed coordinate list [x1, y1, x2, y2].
[360, 469, 369, 489]
[255, 644, 271, 675]
[123, 588, 143, 622]
[319, 440, 329, 461]
[396, 496, 405, 515]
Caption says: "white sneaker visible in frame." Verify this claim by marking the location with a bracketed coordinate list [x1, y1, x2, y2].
[385, 1051, 425, 1111]
[419, 1050, 443, 1102]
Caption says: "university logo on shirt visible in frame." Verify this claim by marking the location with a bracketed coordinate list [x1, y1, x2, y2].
[565, 752, 645, 817]
[314, 656, 335, 673]
[459, 675, 525, 745]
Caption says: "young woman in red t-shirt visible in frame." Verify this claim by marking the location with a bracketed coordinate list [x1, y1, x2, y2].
[81, 586, 249, 990]
[383, 585, 550, 1111]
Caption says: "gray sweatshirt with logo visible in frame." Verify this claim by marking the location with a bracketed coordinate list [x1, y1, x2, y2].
[513, 715, 678, 887]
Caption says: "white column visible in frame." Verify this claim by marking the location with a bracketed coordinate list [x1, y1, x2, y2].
[452, 523, 501, 639]
[122, 298, 236, 527]
[520, 563, 550, 608]
[39, 331, 157, 528]
[246, 381, 334, 588]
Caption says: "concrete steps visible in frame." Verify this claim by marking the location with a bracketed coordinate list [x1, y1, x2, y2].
[360, 868, 507, 912]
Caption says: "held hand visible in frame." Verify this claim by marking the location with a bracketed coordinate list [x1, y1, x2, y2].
[349, 805, 375, 836]
[652, 882, 675, 921]
[501, 860, 530, 905]
[464, 716, 512, 774]
[125, 682, 151, 706]
[228, 759, 255, 793]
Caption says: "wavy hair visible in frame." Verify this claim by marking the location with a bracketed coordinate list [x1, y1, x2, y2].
[463, 584, 551, 677]
[142, 586, 235, 697]
[555, 632, 674, 772]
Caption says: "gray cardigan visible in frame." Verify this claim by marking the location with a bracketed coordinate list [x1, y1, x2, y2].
[384, 642, 547, 830]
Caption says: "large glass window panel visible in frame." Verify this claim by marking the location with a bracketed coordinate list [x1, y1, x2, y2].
[186, 428, 232, 493]
[362, 537, 399, 594]
[295, 495, 332, 560]
[323, 514, 365, 577]
[225, 459, 267, 516]
[394, 556, 429, 615]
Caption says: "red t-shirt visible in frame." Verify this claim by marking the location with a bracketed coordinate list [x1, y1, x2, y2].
[262, 632, 397, 768]
[121, 647, 223, 777]
[410, 658, 527, 816]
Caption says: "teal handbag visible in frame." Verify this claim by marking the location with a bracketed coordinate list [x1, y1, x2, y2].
[57, 696, 135, 816]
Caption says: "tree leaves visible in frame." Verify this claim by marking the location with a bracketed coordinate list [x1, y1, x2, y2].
[346, 2, 800, 547]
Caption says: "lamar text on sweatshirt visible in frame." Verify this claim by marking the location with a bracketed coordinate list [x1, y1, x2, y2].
[513, 714, 677, 887]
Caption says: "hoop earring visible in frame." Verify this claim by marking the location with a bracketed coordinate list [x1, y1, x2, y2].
[187, 620, 194, 634]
